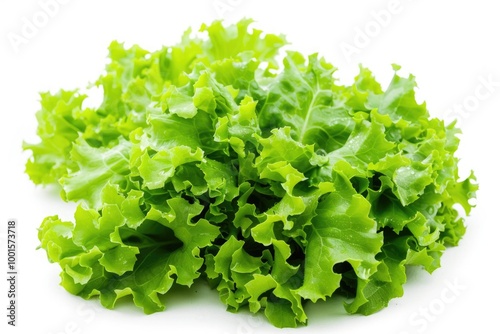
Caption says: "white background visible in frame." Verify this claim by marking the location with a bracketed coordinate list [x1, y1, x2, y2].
[1, 0, 498, 333]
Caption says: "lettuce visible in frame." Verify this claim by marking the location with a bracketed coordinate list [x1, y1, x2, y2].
[25, 19, 477, 328]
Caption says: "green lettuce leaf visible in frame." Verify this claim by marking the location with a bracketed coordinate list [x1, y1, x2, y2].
[26, 19, 477, 328]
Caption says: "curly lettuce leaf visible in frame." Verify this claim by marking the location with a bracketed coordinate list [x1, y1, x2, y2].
[38, 184, 219, 313]
[27, 19, 477, 328]
[296, 173, 383, 302]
